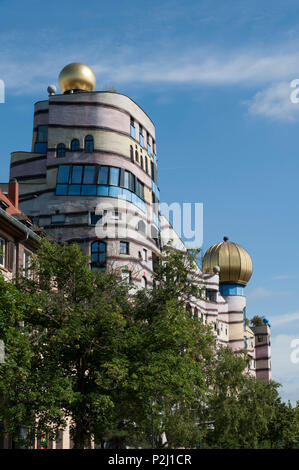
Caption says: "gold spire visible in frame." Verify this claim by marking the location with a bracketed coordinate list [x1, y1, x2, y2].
[58, 62, 96, 93]
[202, 238, 253, 285]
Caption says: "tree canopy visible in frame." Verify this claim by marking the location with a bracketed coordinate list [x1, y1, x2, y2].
[0, 239, 297, 449]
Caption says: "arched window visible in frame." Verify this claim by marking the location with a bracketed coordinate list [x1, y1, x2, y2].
[141, 276, 147, 288]
[91, 241, 106, 271]
[71, 139, 80, 151]
[84, 135, 94, 153]
[140, 155, 144, 170]
[57, 143, 66, 158]
[130, 145, 134, 162]
[135, 151, 139, 162]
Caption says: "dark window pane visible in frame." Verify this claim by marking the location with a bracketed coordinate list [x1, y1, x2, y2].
[99, 166, 109, 185]
[81, 185, 97, 195]
[120, 241, 129, 254]
[34, 142, 47, 154]
[37, 126, 48, 142]
[71, 139, 80, 151]
[71, 166, 83, 184]
[97, 185, 109, 196]
[83, 166, 96, 184]
[57, 165, 70, 183]
[136, 180, 144, 199]
[68, 184, 81, 195]
[56, 184, 68, 195]
[109, 167, 120, 186]
[57, 143, 66, 158]
[91, 242, 99, 252]
[129, 173, 135, 192]
[85, 135, 94, 152]
[123, 171, 129, 189]
[90, 213, 103, 225]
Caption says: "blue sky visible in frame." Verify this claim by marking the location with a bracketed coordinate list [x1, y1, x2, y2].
[0, 0, 299, 403]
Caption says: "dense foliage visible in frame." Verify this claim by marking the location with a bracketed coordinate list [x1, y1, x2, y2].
[0, 240, 298, 449]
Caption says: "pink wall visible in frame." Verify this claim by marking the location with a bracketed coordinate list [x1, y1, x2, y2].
[48, 105, 130, 135]
[11, 159, 47, 178]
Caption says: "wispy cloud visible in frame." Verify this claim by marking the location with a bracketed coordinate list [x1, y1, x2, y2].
[273, 274, 296, 280]
[248, 286, 291, 299]
[245, 82, 299, 121]
[1, 29, 299, 120]
[271, 312, 299, 327]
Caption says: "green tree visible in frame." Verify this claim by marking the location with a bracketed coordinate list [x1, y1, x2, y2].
[15, 239, 131, 448]
[102, 246, 215, 448]
[201, 346, 281, 449]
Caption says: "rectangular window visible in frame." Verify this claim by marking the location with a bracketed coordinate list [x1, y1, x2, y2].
[139, 130, 144, 147]
[112, 210, 121, 220]
[71, 165, 83, 184]
[37, 125, 48, 142]
[120, 241, 129, 254]
[81, 185, 97, 196]
[68, 185, 81, 195]
[23, 250, 32, 278]
[8, 241, 15, 272]
[57, 165, 70, 183]
[56, 184, 68, 195]
[83, 166, 96, 184]
[34, 142, 47, 154]
[130, 118, 135, 139]
[123, 171, 129, 189]
[136, 179, 144, 199]
[143, 249, 147, 262]
[109, 167, 120, 186]
[51, 214, 65, 224]
[99, 166, 109, 185]
[0, 238, 6, 267]
[90, 212, 103, 225]
[129, 173, 135, 192]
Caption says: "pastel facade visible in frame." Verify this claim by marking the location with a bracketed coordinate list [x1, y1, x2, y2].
[0, 63, 271, 448]
[10, 89, 159, 286]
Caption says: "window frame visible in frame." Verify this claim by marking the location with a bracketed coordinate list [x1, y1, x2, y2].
[84, 135, 94, 153]
[119, 241, 129, 255]
[0, 238, 6, 267]
[57, 143, 66, 158]
[71, 139, 80, 151]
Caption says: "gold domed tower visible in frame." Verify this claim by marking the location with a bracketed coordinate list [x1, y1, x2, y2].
[203, 237, 252, 295]
[58, 62, 96, 93]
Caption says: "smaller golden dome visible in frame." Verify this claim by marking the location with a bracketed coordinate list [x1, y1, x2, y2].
[58, 62, 96, 93]
[202, 238, 253, 285]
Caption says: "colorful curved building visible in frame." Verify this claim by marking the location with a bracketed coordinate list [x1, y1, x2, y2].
[5, 63, 271, 386]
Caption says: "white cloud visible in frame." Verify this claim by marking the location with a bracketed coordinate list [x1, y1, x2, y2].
[246, 82, 299, 121]
[1, 29, 299, 120]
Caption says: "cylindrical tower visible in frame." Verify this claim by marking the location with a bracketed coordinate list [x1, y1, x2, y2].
[10, 63, 160, 286]
[203, 237, 253, 351]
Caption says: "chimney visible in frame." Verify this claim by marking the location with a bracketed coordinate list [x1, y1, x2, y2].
[8, 179, 19, 209]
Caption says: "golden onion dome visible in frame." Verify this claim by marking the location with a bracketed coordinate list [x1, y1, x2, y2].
[202, 237, 253, 285]
[58, 62, 96, 93]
